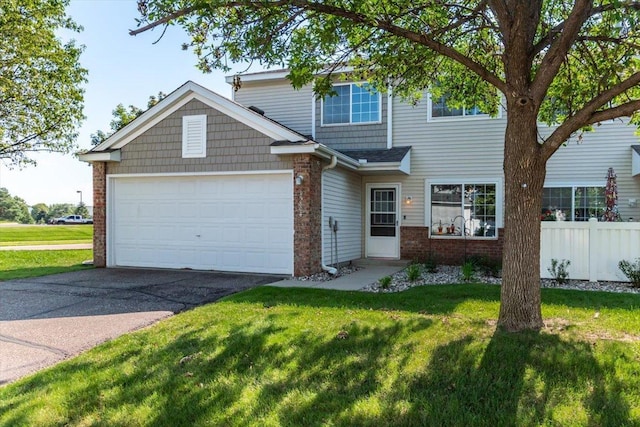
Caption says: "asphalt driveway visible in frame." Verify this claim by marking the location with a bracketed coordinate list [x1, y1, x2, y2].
[0, 268, 281, 385]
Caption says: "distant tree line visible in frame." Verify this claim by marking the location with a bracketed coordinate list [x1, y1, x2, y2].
[0, 187, 89, 224]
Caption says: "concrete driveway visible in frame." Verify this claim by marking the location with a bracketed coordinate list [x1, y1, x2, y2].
[0, 268, 281, 385]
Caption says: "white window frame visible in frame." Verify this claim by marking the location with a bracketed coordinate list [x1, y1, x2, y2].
[182, 114, 207, 158]
[425, 178, 503, 239]
[321, 82, 382, 126]
[427, 92, 501, 122]
[542, 184, 605, 221]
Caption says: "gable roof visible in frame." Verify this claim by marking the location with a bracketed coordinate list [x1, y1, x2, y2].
[90, 81, 309, 153]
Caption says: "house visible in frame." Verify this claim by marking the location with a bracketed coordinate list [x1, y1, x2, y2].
[80, 71, 640, 276]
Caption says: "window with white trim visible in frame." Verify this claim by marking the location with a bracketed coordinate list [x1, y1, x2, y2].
[182, 115, 207, 158]
[430, 183, 497, 237]
[322, 83, 380, 125]
[428, 93, 489, 120]
[542, 186, 605, 221]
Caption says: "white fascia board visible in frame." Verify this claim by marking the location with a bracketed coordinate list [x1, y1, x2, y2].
[270, 143, 319, 155]
[633, 147, 640, 176]
[78, 150, 121, 163]
[95, 81, 306, 152]
[270, 142, 360, 170]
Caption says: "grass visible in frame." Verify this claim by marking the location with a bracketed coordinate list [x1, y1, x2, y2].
[1, 284, 639, 426]
[0, 225, 92, 246]
[0, 250, 93, 281]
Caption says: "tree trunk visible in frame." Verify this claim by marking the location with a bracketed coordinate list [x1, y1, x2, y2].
[498, 101, 546, 332]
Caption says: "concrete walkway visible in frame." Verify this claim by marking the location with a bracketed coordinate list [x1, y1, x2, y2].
[268, 259, 408, 290]
[0, 243, 92, 251]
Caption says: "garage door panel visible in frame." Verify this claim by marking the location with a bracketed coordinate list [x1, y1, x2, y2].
[111, 173, 293, 274]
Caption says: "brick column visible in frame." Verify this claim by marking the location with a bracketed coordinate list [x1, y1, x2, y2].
[293, 154, 323, 276]
[92, 162, 107, 267]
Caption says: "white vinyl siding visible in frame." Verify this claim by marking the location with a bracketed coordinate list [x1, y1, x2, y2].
[322, 167, 362, 264]
[544, 120, 640, 221]
[182, 115, 207, 158]
[233, 80, 313, 136]
[391, 97, 505, 227]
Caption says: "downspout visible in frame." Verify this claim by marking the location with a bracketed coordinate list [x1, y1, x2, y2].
[321, 155, 338, 275]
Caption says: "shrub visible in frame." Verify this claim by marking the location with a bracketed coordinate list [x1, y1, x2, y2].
[423, 255, 438, 273]
[406, 264, 421, 282]
[548, 259, 570, 285]
[379, 276, 392, 289]
[618, 259, 640, 288]
[461, 261, 476, 282]
[467, 255, 501, 277]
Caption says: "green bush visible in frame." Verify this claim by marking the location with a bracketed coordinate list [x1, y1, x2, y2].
[618, 258, 640, 288]
[461, 261, 476, 282]
[423, 255, 438, 273]
[467, 255, 502, 277]
[379, 276, 392, 289]
[406, 264, 421, 282]
[548, 259, 571, 285]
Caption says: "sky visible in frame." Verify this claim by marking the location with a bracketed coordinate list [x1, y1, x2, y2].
[0, 0, 251, 207]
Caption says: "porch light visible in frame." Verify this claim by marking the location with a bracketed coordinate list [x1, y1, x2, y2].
[405, 196, 412, 204]
[295, 174, 304, 186]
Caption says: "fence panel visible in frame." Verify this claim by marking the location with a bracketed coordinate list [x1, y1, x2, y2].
[540, 220, 640, 282]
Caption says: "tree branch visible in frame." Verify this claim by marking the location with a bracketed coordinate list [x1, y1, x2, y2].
[531, 0, 593, 102]
[129, 6, 196, 35]
[541, 71, 640, 160]
[533, 2, 640, 55]
[129, 0, 507, 93]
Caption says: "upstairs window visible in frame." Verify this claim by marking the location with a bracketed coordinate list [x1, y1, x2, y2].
[322, 83, 380, 125]
[182, 115, 207, 158]
[542, 186, 605, 221]
[428, 93, 489, 121]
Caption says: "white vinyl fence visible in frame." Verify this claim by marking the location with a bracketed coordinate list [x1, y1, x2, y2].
[540, 219, 640, 282]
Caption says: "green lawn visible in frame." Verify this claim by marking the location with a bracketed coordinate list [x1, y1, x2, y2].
[1, 284, 638, 426]
[0, 250, 93, 281]
[0, 225, 92, 246]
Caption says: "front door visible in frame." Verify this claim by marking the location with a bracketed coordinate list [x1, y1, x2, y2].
[366, 184, 400, 258]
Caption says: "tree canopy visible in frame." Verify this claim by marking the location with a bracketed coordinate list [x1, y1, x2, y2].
[0, 188, 33, 224]
[0, 0, 86, 167]
[91, 92, 167, 145]
[132, 0, 640, 331]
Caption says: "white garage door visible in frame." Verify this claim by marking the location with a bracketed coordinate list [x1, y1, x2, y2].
[110, 173, 293, 274]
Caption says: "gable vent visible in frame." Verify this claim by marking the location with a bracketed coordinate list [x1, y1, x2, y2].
[182, 115, 207, 158]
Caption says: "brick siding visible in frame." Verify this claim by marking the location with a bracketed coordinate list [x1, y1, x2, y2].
[92, 162, 107, 267]
[293, 154, 323, 276]
[401, 226, 504, 264]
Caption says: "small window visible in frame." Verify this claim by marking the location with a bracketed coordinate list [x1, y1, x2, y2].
[428, 93, 489, 121]
[322, 83, 380, 125]
[542, 186, 605, 221]
[182, 115, 207, 158]
[430, 183, 497, 237]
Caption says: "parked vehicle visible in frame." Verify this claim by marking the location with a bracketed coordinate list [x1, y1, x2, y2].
[50, 215, 93, 225]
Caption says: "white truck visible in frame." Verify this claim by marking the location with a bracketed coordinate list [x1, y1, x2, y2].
[52, 215, 93, 225]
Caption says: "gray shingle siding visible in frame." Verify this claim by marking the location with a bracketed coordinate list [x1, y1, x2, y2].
[107, 99, 293, 175]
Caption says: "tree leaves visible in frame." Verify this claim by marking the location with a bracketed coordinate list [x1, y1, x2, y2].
[0, 0, 87, 167]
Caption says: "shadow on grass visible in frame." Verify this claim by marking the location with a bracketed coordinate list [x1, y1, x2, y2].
[396, 331, 633, 426]
[235, 284, 640, 315]
[2, 287, 637, 426]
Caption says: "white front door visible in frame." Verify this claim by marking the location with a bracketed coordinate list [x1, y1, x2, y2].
[366, 184, 400, 258]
